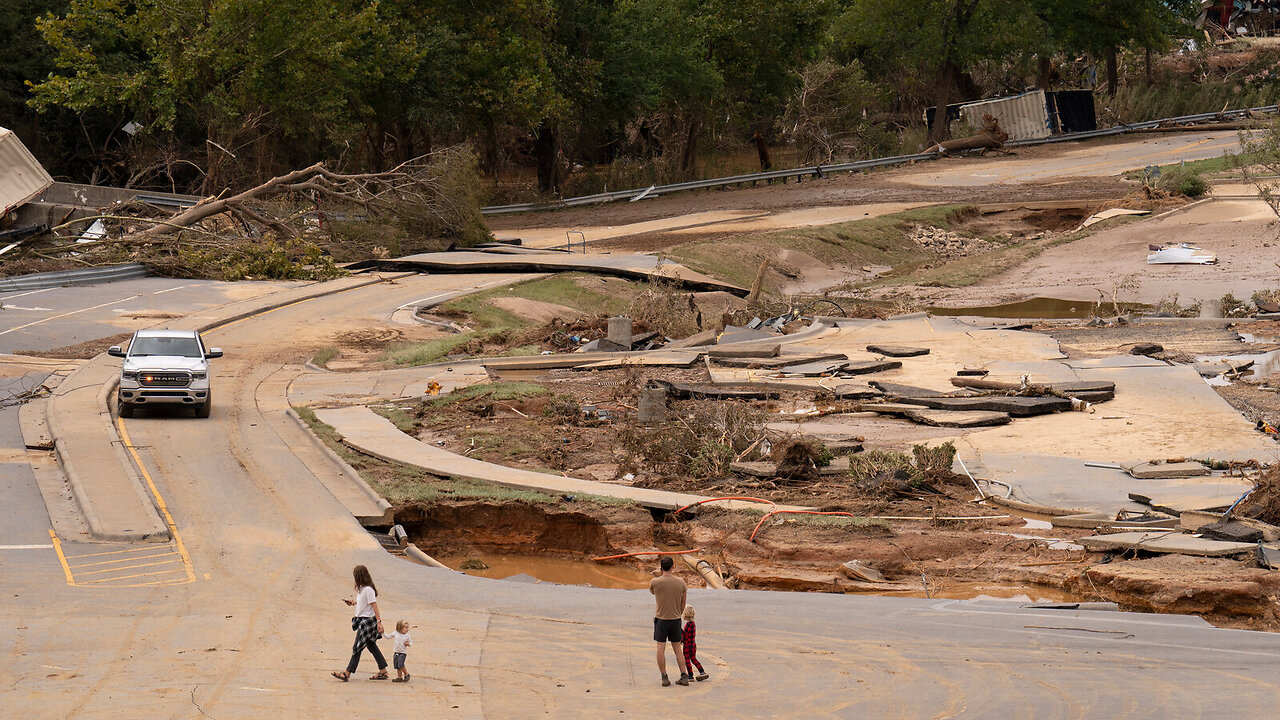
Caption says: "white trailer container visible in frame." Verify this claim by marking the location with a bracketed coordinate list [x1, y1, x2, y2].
[0, 127, 54, 217]
[957, 90, 1052, 142]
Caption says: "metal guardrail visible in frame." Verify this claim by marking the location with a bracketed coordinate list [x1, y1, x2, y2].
[0, 263, 148, 292]
[482, 104, 1280, 216]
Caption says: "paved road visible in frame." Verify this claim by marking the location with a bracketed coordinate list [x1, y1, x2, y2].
[0, 277, 295, 354]
[897, 130, 1243, 187]
[7, 274, 1280, 717]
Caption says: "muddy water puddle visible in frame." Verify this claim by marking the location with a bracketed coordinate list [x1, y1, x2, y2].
[435, 553, 655, 590]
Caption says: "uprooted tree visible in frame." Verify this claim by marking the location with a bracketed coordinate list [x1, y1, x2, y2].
[23, 145, 488, 280]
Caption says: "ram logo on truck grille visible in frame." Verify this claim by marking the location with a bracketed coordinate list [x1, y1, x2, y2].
[140, 372, 192, 387]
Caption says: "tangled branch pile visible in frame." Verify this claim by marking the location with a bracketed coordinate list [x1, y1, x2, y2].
[620, 401, 764, 479]
[16, 145, 487, 281]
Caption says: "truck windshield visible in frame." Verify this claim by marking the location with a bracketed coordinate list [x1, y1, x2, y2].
[129, 336, 203, 358]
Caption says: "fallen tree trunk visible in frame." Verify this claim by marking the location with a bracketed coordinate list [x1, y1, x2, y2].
[929, 113, 1008, 156]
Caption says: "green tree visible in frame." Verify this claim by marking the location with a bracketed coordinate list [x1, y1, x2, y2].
[31, 0, 392, 189]
[840, 0, 1041, 142]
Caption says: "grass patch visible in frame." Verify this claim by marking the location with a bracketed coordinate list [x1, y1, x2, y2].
[384, 335, 474, 366]
[502, 344, 543, 356]
[1125, 152, 1268, 180]
[508, 273, 634, 315]
[664, 205, 972, 289]
[310, 347, 339, 368]
[428, 381, 551, 408]
[293, 406, 368, 466]
[371, 404, 418, 434]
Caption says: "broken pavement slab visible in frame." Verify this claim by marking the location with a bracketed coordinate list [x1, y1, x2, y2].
[866, 402, 1010, 427]
[897, 395, 1071, 416]
[349, 251, 749, 295]
[1128, 461, 1210, 479]
[1078, 531, 1255, 558]
[842, 359, 904, 375]
[865, 344, 930, 357]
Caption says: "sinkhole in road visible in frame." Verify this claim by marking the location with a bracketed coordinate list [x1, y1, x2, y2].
[387, 499, 1090, 603]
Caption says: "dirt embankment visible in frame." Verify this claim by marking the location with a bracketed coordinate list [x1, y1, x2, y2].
[383, 496, 1280, 629]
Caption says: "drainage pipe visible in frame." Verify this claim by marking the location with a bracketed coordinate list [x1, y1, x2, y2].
[679, 553, 727, 589]
[404, 544, 451, 569]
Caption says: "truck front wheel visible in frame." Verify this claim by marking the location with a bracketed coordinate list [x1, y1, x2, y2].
[195, 396, 211, 418]
[118, 398, 135, 418]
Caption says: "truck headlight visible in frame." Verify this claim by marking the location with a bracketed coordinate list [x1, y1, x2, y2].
[122, 371, 138, 380]
[192, 371, 207, 379]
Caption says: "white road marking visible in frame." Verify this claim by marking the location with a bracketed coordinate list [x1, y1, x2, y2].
[0, 287, 56, 301]
[2, 306, 53, 311]
[239, 686, 277, 692]
[396, 277, 518, 310]
[0, 544, 54, 549]
[0, 295, 142, 336]
[151, 285, 188, 295]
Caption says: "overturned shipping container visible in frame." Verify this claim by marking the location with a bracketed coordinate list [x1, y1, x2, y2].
[0, 127, 54, 218]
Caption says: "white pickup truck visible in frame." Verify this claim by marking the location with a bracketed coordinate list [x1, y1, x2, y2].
[108, 329, 223, 418]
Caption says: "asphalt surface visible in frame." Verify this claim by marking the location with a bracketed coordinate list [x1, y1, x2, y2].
[0, 277, 295, 354]
[6, 273, 1280, 717]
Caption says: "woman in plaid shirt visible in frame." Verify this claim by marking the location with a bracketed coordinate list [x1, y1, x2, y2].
[681, 606, 709, 681]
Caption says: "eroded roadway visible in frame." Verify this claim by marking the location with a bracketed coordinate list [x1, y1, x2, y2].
[4, 273, 1280, 717]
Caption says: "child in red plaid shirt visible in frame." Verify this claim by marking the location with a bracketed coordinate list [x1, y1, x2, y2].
[681, 606, 709, 681]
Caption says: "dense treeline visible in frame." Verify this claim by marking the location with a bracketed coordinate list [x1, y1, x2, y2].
[0, 0, 1204, 197]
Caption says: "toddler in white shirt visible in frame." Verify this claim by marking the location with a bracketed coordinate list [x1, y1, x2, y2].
[385, 620, 413, 682]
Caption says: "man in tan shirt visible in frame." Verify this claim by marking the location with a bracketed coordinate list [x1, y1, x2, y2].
[649, 556, 690, 686]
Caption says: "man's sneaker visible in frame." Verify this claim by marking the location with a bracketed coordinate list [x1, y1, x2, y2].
[675, 674, 690, 686]
[661, 675, 671, 687]
[696, 673, 709, 681]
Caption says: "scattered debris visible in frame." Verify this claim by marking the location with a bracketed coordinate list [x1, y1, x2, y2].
[1147, 243, 1218, 265]
[1130, 342, 1164, 356]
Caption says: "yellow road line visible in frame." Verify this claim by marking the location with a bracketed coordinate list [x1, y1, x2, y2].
[48, 530, 75, 586]
[72, 558, 185, 577]
[67, 551, 179, 568]
[58, 545, 169, 559]
[115, 417, 196, 584]
[80, 568, 186, 584]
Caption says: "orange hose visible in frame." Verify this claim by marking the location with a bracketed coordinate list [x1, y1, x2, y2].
[749, 510, 857, 542]
[673, 496, 777, 515]
[592, 548, 703, 562]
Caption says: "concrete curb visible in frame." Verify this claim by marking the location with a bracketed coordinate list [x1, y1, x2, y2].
[1148, 197, 1214, 222]
[50, 272, 415, 542]
[284, 408, 392, 523]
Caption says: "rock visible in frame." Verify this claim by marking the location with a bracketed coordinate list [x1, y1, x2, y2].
[1130, 343, 1164, 356]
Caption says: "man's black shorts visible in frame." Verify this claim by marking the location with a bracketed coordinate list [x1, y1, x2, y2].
[653, 617, 682, 643]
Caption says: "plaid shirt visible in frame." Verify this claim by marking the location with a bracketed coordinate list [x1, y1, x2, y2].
[351, 616, 379, 654]
[682, 620, 697, 661]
